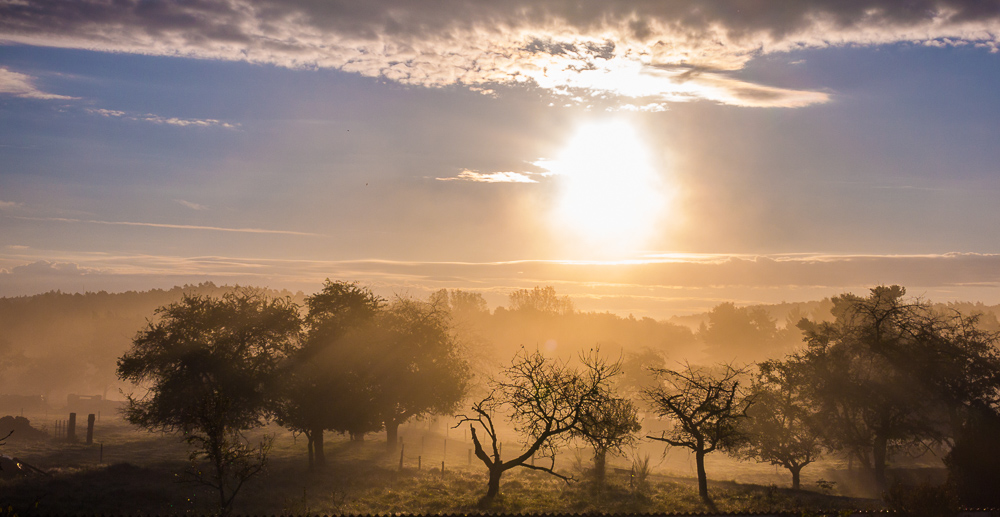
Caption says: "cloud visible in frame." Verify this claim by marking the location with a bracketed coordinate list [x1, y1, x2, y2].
[2, 260, 96, 278]
[437, 169, 538, 183]
[6, 2, 998, 108]
[0, 66, 76, 99]
[0, 200, 23, 210]
[86, 108, 238, 128]
[5, 251, 1000, 315]
[174, 199, 208, 210]
[11, 215, 321, 237]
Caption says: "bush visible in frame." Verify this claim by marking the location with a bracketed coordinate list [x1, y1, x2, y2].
[883, 482, 959, 517]
[946, 408, 1000, 507]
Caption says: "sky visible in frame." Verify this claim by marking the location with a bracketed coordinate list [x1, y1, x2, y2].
[2, 0, 1000, 317]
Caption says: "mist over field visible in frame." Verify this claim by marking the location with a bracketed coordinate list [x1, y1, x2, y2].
[3, 282, 1000, 514]
[5, 0, 1000, 514]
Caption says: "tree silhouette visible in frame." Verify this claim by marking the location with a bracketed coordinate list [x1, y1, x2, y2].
[644, 363, 750, 503]
[274, 280, 383, 468]
[367, 297, 470, 453]
[730, 359, 821, 489]
[797, 285, 1000, 491]
[117, 288, 300, 515]
[457, 348, 621, 503]
[575, 395, 641, 485]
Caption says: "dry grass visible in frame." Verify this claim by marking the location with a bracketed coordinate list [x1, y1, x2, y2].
[0, 414, 885, 515]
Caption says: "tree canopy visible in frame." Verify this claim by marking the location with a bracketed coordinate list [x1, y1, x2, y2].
[117, 288, 300, 514]
[795, 285, 1000, 490]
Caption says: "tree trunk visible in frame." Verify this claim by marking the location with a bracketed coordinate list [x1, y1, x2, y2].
[484, 466, 503, 500]
[593, 448, 607, 485]
[312, 426, 326, 468]
[307, 433, 315, 470]
[790, 464, 802, 490]
[695, 450, 709, 502]
[211, 440, 229, 516]
[873, 433, 888, 491]
[386, 419, 400, 454]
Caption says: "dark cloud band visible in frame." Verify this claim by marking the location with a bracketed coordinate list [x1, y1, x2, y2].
[5, 1, 997, 107]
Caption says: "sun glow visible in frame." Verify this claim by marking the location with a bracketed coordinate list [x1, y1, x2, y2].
[542, 119, 669, 257]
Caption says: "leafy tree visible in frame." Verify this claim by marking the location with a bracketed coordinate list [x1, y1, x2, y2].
[730, 358, 821, 489]
[457, 348, 622, 503]
[508, 285, 574, 315]
[278, 286, 469, 462]
[117, 288, 300, 515]
[796, 285, 1000, 492]
[644, 363, 750, 503]
[274, 280, 383, 468]
[367, 297, 470, 453]
[699, 302, 780, 361]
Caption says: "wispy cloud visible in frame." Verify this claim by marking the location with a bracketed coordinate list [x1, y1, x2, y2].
[174, 199, 208, 211]
[87, 108, 238, 128]
[437, 169, 538, 183]
[6, 2, 996, 108]
[11, 216, 321, 237]
[0, 200, 23, 210]
[0, 67, 76, 100]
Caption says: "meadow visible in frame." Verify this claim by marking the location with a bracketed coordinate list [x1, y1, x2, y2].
[1, 412, 895, 515]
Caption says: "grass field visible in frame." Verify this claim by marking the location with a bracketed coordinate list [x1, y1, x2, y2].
[0, 413, 901, 515]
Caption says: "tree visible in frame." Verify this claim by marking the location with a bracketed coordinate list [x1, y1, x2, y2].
[368, 297, 470, 453]
[699, 302, 781, 361]
[644, 363, 750, 503]
[278, 286, 469, 462]
[508, 286, 574, 315]
[796, 285, 1000, 492]
[730, 358, 821, 489]
[575, 395, 641, 485]
[457, 348, 621, 503]
[117, 288, 300, 515]
[274, 280, 383, 468]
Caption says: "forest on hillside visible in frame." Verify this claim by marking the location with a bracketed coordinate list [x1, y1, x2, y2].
[2, 282, 998, 408]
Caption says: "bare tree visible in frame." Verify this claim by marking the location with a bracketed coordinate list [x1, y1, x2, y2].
[575, 396, 641, 485]
[644, 363, 750, 503]
[456, 348, 621, 503]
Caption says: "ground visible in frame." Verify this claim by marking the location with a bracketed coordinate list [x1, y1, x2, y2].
[0, 412, 899, 515]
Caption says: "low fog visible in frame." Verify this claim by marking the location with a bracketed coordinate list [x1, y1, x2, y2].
[3, 282, 1000, 514]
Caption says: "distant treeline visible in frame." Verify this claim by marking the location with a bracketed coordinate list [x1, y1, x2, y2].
[2, 282, 999, 408]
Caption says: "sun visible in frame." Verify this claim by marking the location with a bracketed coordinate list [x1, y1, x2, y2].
[541, 119, 669, 257]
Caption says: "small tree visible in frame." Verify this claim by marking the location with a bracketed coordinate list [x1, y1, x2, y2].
[644, 363, 750, 503]
[730, 359, 821, 489]
[575, 395, 641, 485]
[457, 348, 621, 503]
[117, 288, 300, 515]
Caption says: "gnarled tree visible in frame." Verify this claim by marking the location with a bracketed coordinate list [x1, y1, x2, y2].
[644, 363, 750, 503]
[457, 348, 622, 503]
